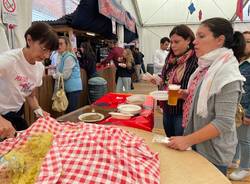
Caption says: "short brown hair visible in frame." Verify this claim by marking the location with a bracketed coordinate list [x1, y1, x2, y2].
[25, 22, 58, 51]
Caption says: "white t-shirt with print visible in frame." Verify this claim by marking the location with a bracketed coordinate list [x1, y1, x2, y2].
[0, 48, 44, 115]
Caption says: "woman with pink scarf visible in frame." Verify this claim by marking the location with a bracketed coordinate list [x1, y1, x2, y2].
[167, 18, 245, 175]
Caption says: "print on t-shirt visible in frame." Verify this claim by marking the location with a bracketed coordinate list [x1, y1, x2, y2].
[15, 75, 35, 94]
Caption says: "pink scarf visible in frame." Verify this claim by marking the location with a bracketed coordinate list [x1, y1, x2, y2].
[167, 50, 194, 84]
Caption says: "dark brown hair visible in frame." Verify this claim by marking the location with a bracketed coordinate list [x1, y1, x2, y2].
[25, 22, 58, 51]
[201, 18, 246, 60]
[169, 24, 195, 49]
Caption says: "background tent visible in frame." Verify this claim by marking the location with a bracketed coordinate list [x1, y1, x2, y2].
[121, 0, 250, 64]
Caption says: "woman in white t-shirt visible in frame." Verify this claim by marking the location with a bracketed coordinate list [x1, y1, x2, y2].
[0, 22, 58, 139]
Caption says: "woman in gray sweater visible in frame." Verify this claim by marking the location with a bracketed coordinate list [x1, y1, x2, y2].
[166, 18, 245, 175]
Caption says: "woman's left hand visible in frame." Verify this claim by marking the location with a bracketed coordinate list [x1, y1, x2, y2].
[34, 108, 50, 118]
[243, 117, 250, 125]
[166, 136, 192, 151]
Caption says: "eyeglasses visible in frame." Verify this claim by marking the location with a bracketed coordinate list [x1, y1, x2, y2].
[39, 45, 51, 53]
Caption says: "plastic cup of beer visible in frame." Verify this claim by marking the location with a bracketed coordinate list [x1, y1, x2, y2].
[168, 84, 181, 106]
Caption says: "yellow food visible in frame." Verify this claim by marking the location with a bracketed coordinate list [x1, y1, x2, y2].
[0, 133, 53, 184]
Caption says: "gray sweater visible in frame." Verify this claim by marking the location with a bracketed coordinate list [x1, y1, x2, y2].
[184, 80, 242, 166]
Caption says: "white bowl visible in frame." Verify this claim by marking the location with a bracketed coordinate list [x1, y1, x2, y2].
[78, 112, 104, 122]
[149, 90, 168, 101]
[117, 104, 142, 115]
[109, 112, 133, 120]
[126, 95, 146, 105]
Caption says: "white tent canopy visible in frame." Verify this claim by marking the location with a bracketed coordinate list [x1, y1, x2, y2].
[122, 0, 250, 65]
[135, 0, 250, 26]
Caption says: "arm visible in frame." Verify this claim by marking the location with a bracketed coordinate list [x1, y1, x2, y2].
[0, 115, 16, 138]
[26, 90, 49, 117]
[102, 50, 114, 64]
[243, 75, 250, 122]
[168, 81, 240, 150]
[61, 57, 75, 80]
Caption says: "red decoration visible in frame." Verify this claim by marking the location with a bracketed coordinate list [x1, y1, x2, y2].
[198, 10, 202, 21]
[236, 0, 243, 21]
[8, 24, 16, 29]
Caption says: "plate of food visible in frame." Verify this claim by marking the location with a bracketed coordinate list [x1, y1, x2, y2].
[78, 112, 105, 123]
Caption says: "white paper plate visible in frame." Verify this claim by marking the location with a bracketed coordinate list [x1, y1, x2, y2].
[78, 112, 104, 122]
[126, 94, 146, 105]
[117, 104, 142, 115]
[109, 112, 133, 120]
[149, 90, 168, 101]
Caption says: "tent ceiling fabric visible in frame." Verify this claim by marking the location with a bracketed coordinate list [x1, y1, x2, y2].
[136, 0, 247, 26]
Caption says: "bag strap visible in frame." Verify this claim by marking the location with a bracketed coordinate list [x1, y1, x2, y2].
[57, 75, 65, 91]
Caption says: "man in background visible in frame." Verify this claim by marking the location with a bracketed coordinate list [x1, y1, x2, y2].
[101, 39, 124, 66]
[153, 37, 170, 76]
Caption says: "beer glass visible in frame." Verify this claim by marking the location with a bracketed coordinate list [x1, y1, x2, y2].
[168, 84, 180, 106]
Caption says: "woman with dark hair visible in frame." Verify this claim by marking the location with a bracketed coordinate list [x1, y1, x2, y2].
[151, 24, 198, 137]
[53, 36, 82, 113]
[167, 18, 245, 175]
[0, 22, 58, 138]
[229, 31, 250, 181]
[78, 41, 97, 79]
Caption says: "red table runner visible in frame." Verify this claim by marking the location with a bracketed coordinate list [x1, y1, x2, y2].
[94, 93, 154, 131]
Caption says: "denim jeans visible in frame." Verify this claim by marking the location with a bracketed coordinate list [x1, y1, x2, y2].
[66, 91, 81, 113]
[232, 124, 250, 169]
[116, 77, 131, 93]
[163, 111, 183, 137]
[213, 164, 228, 176]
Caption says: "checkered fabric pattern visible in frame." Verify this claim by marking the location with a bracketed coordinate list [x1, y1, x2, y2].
[0, 117, 160, 184]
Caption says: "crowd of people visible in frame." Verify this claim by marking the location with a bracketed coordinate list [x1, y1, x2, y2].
[0, 17, 249, 181]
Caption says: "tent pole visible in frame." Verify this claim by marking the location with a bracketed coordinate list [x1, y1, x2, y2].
[132, 0, 143, 26]
[230, 0, 249, 22]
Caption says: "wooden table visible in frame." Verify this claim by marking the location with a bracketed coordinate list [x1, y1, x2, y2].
[57, 108, 230, 184]
[120, 126, 231, 184]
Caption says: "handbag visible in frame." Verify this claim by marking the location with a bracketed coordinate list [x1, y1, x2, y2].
[235, 104, 245, 128]
[52, 75, 68, 112]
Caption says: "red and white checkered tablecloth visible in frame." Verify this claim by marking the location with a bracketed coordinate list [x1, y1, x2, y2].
[0, 117, 160, 184]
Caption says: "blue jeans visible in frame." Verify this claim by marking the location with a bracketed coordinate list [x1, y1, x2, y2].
[214, 164, 228, 176]
[232, 124, 250, 169]
[116, 77, 131, 93]
[163, 112, 183, 137]
[66, 91, 81, 113]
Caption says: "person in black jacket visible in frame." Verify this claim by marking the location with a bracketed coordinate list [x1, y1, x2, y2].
[77, 41, 98, 79]
[132, 47, 145, 82]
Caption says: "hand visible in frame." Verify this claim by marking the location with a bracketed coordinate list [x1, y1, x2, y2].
[117, 57, 123, 62]
[34, 108, 50, 118]
[150, 78, 157, 85]
[178, 89, 189, 100]
[0, 117, 16, 139]
[243, 117, 250, 125]
[118, 63, 126, 68]
[166, 136, 192, 151]
[52, 72, 62, 79]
